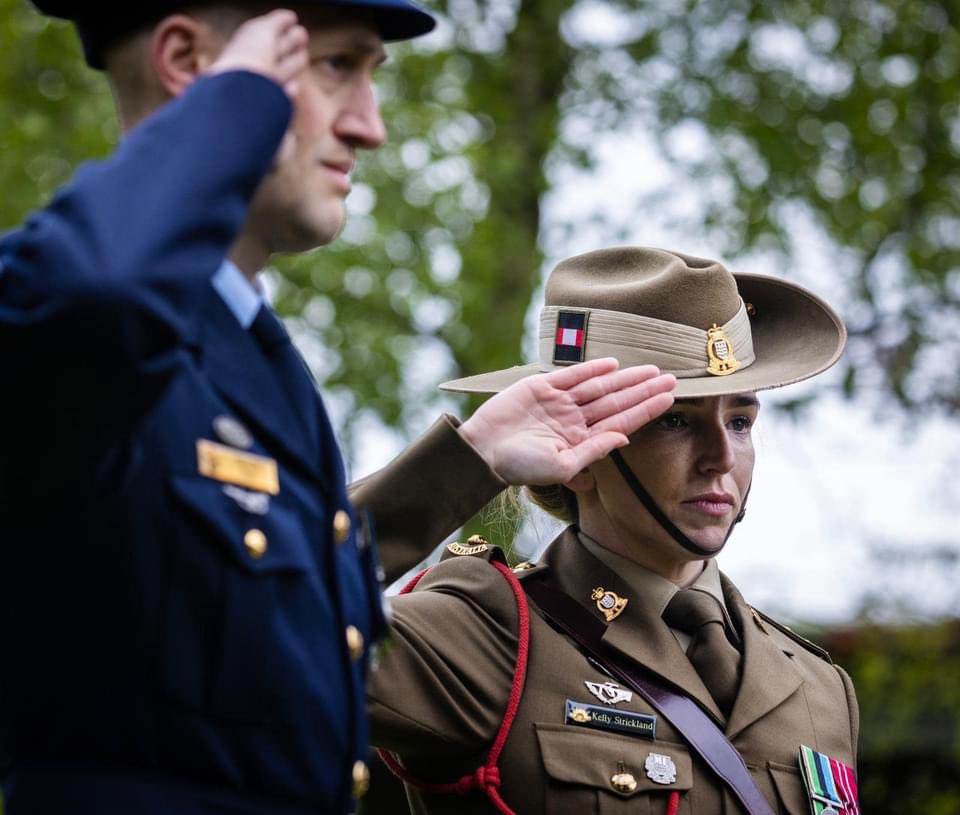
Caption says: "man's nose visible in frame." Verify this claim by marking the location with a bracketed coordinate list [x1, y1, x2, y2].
[336, 81, 387, 149]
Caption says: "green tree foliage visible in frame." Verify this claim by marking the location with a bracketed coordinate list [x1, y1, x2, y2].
[823, 620, 960, 814]
[6, 0, 959, 437]
[0, 4, 116, 217]
[602, 0, 960, 414]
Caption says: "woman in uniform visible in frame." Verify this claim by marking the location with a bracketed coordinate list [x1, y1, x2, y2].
[363, 246, 860, 815]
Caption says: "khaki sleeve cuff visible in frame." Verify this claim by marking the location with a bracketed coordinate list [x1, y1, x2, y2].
[350, 414, 506, 584]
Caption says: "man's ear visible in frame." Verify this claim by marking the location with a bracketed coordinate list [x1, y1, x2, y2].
[564, 469, 595, 494]
[150, 14, 223, 96]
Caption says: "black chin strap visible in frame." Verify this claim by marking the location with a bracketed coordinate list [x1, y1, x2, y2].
[609, 449, 750, 557]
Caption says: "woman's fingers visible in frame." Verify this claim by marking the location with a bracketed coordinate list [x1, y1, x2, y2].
[539, 360, 672, 416]
[563, 363, 664, 406]
[577, 373, 676, 427]
[588, 391, 676, 437]
[539, 357, 621, 391]
[553, 431, 632, 482]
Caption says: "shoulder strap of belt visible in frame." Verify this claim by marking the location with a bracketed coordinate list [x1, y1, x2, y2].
[523, 571, 775, 815]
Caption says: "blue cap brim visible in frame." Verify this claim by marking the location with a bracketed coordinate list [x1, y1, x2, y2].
[33, 0, 435, 68]
[319, 0, 436, 41]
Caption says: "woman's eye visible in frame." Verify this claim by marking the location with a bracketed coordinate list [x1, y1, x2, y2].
[659, 413, 686, 430]
[729, 416, 753, 432]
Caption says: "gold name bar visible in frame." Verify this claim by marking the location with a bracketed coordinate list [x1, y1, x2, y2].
[197, 439, 279, 496]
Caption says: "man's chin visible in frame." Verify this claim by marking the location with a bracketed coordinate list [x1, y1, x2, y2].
[278, 214, 345, 254]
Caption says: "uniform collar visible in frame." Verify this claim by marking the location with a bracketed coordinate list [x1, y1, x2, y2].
[538, 528, 804, 733]
[577, 531, 732, 632]
[211, 259, 263, 329]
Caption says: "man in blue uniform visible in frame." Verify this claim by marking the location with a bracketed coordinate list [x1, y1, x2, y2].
[0, 3, 677, 813]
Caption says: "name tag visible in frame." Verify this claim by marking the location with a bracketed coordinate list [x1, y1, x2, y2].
[565, 699, 656, 739]
[197, 439, 279, 495]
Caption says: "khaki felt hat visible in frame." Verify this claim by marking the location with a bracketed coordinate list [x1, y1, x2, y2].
[440, 246, 847, 397]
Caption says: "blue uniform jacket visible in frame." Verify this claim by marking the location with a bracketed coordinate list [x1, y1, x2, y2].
[0, 71, 383, 814]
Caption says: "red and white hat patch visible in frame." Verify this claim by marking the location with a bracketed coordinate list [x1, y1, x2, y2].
[553, 310, 589, 364]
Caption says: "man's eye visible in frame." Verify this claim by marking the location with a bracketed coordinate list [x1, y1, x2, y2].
[312, 54, 350, 72]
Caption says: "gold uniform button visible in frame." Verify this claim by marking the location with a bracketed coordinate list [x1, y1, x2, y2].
[610, 770, 638, 793]
[345, 625, 364, 661]
[352, 759, 370, 798]
[243, 528, 268, 560]
[333, 509, 351, 544]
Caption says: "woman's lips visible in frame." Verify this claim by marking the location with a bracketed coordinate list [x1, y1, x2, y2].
[683, 493, 735, 517]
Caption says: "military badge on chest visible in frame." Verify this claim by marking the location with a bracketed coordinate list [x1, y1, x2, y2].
[585, 680, 632, 706]
[799, 745, 860, 815]
[591, 587, 628, 622]
[212, 414, 254, 450]
[644, 752, 677, 784]
[199, 416, 278, 513]
[564, 699, 656, 740]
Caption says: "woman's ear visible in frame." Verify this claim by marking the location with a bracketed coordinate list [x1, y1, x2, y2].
[150, 14, 222, 97]
[564, 469, 595, 493]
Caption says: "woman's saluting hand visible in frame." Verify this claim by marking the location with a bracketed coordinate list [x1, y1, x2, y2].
[458, 358, 676, 487]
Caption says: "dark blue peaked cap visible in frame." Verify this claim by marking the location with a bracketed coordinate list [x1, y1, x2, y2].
[31, 0, 436, 69]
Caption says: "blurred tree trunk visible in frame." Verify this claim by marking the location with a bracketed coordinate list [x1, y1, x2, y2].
[452, 0, 573, 547]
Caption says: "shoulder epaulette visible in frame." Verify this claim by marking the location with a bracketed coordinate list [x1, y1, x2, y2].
[440, 535, 505, 565]
[751, 607, 832, 664]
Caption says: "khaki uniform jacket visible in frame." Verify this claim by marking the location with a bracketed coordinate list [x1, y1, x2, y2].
[357, 419, 859, 814]
[350, 415, 506, 585]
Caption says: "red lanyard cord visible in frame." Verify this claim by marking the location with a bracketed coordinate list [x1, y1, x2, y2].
[377, 560, 531, 815]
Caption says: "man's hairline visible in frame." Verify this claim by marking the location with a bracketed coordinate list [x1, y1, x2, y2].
[103, 0, 387, 125]
[103, 1, 386, 78]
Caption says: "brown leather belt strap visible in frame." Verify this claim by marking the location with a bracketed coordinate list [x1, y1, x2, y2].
[523, 574, 775, 815]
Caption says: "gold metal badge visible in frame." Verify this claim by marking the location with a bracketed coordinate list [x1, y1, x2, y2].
[592, 587, 628, 622]
[705, 324, 740, 376]
[197, 439, 279, 495]
[611, 763, 638, 793]
[750, 607, 769, 634]
[447, 534, 489, 557]
[569, 706, 591, 723]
